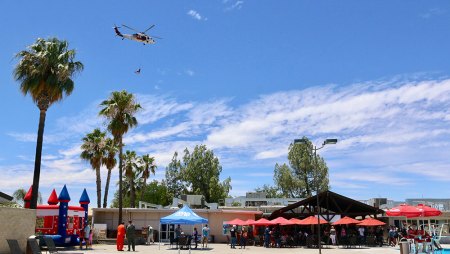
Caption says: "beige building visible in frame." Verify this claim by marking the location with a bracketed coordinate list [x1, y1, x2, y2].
[92, 208, 262, 243]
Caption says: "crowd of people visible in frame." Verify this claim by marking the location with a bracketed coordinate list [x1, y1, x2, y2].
[225, 224, 399, 249]
[172, 224, 210, 249]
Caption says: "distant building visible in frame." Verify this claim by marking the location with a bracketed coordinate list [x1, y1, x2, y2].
[360, 197, 450, 212]
[224, 192, 303, 211]
[405, 198, 450, 211]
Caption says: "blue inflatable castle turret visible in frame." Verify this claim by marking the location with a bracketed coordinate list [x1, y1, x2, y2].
[58, 185, 71, 240]
[79, 189, 90, 227]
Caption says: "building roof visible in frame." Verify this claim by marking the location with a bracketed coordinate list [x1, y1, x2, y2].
[269, 190, 384, 220]
[0, 191, 13, 202]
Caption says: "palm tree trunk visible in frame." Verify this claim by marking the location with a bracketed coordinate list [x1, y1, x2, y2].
[139, 178, 147, 202]
[103, 168, 112, 208]
[118, 137, 123, 223]
[96, 168, 102, 208]
[30, 109, 47, 209]
[130, 178, 136, 208]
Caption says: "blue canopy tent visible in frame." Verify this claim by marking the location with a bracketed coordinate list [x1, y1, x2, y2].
[160, 205, 208, 224]
[159, 205, 208, 250]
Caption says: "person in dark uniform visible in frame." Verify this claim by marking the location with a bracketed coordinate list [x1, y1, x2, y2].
[126, 220, 136, 251]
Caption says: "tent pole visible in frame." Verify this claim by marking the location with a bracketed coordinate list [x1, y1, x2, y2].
[158, 223, 161, 250]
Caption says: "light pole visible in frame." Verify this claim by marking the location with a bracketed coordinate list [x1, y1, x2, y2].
[294, 138, 337, 254]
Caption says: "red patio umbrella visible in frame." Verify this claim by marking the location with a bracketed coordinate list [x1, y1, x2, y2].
[416, 204, 442, 217]
[386, 204, 422, 218]
[271, 217, 294, 225]
[224, 218, 246, 226]
[332, 216, 360, 225]
[357, 217, 386, 227]
[289, 218, 304, 225]
[245, 219, 257, 225]
[298, 216, 328, 225]
[252, 218, 275, 226]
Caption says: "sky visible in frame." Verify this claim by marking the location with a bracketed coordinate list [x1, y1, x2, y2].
[1, 1, 450, 207]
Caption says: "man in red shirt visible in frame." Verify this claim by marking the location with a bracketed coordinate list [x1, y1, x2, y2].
[117, 222, 126, 251]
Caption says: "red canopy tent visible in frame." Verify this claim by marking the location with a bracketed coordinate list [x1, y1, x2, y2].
[386, 204, 422, 218]
[298, 216, 328, 225]
[357, 217, 386, 227]
[288, 218, 304, 225]
[416, 204, 442, 217]
[224, 218, 246, 226]
[332, 216, 360, 225]
[270, 217, 294, 225]
[252, 218, 275, 226]
[245, 219, 257, 225]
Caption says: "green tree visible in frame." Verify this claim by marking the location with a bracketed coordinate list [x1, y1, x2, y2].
[165, 152, 187, 200]
[274, 137, 330, 198]
[102, 138, 117, 208]
[166, 145, 231, 203]
[123, 150, 140, 208]
[99, 90, 141, 222]
[254, 184, 283, 198]
[14, 38, 83, 208]
[140, 180, 171, 206]
[80, 128, 107, 208]
[139, 154, 156, 201]
[274, 163, 302, 198]
[111, 180, 171, 208]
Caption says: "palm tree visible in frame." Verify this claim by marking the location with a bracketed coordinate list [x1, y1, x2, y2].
[13, 188, 42, 207]
[14, 38, 83, 209]
[99, 91, 141, 221]
[102, 138, 117, 208]
[80, 128, 107, 208]
[123, 150, 140, 208]
[139, 154, 157, 201]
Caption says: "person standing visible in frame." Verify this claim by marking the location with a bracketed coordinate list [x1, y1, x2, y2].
[117, 222, 126, 251]
[330, 226, 337, 245]
[230, 225, 237, 249]
[264, 226, 271, 248]
[83, 224, 91, 249]
[358, 226, 366, 245]
[126, 220, 136, 251]
[240, 226, 247, 249]
[202, 224, 210, 248]
[147, 225, 154, 245]
[193, 227, 199, 249]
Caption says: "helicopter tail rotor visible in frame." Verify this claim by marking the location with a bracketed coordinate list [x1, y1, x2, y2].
[113, 24, 123, 37]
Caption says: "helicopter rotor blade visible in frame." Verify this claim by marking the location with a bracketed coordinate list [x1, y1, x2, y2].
[122, 24, 139, 32]
[143, 24, 155, 33]
[151, 35, 163, 39]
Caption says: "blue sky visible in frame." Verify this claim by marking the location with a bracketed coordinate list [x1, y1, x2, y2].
[1, 1, 450, 207]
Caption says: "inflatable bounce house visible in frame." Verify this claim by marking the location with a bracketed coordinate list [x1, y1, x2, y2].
[24, 185, 90, 246]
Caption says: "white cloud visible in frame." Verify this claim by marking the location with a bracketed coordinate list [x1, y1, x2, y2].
[225, 1, 244, 11]
[187, 10, 206, 21]
[5, 77, 450, 200]
[420, 8, 446, 19]
[185, 69, 195, 76]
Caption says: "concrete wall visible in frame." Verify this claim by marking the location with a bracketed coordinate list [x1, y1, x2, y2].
[0, 207, 36, 254]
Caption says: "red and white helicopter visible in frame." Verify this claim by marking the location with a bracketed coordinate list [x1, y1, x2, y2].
[114, 24, 161, 45]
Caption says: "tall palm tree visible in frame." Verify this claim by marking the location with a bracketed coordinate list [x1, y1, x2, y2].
[80, 128, 107, 208]
[139, 154, 157, 201]
[99, 91, 141, 221]
[123, 150, 139, 208]
[14, 38, 83, 209]
[102, 138, 117, 208]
